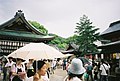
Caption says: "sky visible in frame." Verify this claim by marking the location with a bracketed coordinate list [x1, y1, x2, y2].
[0, 0, 120, 38]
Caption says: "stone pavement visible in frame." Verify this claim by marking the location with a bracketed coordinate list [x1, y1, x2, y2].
[0, 74, 3, 81]
[49, 68, 67, 81]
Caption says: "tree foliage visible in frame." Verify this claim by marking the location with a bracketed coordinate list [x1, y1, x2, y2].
[29, 21, 68, 50]
[48, 34, 68, 50]
[66, 34, 78, 44]
[75, 15, 100, 56]
[28, 21, 48, 35]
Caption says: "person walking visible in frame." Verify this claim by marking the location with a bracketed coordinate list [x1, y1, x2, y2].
[64, 58, 86, 81]
[100, 60, 110, 81]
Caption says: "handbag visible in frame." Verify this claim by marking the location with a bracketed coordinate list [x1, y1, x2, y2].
[12, 75, 22, 81]
[27, 69, 35, 77]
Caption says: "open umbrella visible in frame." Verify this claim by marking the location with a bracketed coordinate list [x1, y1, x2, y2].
[8, 43, 65, 60]
[62, 54, 74, 58]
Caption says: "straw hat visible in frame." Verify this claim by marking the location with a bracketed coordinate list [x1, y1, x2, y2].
[68, 58, 86, 75]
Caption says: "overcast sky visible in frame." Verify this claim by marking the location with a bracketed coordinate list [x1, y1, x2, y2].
[0, 0, 120, 38]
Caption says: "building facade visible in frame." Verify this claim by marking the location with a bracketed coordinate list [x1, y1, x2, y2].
[0, 10, 54, 56]
[98, 20, 120, 55]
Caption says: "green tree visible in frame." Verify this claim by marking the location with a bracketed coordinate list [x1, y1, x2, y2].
[75, 15, 100, 56]
[66, 34, 78, 44]
[28, 21, 48, 35]
[28, 21, 69, 50]
[48, 34, 68, 50]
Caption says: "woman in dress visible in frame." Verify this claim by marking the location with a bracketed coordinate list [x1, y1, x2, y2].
[10, 58, 26, 81]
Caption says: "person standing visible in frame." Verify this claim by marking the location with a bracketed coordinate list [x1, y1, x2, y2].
[5, 57, 15, 81]
[33, 60, 49, 81]
[51, 59, 56, 74]
[100, 60, 110, 81]
[93, 63, 99, 81]
[26, 59, 34, 78]
[64, 58, 86, 81]
[10, 58, 26, 81]
[63, 59, 67, 70]
[86, 63, 93, 81]
[5, 57, 14, 68]
[0, 59, 2, 78]
[44, 59, 51, 78]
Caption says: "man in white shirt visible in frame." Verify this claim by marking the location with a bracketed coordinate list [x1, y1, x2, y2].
[100, 60, 110, 81]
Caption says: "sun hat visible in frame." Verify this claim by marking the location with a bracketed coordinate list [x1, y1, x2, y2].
[8, 57, 13, 59]
[68, 58, 86, 75]
[13, 58, 25, 62]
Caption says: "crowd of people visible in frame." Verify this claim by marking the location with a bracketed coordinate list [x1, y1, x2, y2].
[0, 57, 58, 81]
[63, 58, 111, 81]
[0, 56, 112, 81]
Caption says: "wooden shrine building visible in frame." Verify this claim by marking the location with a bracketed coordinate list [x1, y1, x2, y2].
[98, 20, 120, 59]
[61, 43, 79, 54]
[98, 20, 120, 77]
[0, 10, 54, 56]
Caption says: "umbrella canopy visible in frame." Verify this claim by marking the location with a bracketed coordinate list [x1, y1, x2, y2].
[8, 43, 65, 60]
[62, 54, 74, 58]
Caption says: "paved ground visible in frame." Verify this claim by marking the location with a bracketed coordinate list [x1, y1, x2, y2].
[49, 68, 67, 81]
[0, 74, 3, 81]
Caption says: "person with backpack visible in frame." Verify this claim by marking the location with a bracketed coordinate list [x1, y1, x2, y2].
[86, 63, 93, 81]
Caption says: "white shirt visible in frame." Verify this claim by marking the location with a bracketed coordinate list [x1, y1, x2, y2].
[5, 61, 15, 67]
[26, 76, 33, 81]
[27, 63, 33, 69]
[51, 60, 56, 67]
[41, 75, 49, 81]
[100, 63, 110, 75]
[64, 76, 82, 81]
[11, 64, 26, 81]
